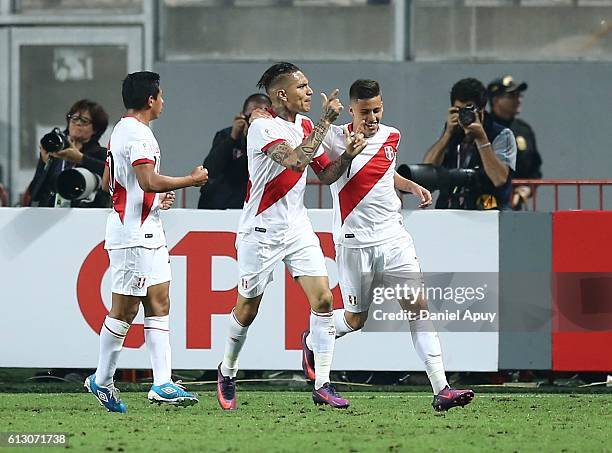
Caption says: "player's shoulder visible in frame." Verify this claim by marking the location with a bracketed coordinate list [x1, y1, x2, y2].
[380, 123, 401, 137]
[295, 113, 313, 125]
[116, 117, 151, 139]
[251, 116, 278, 127]
[329, 123, 347, 137]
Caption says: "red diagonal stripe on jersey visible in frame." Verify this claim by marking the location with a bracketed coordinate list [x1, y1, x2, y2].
[338, 132, 399, 225]
[301, 118, 313, 138]
[245, 178, 252, 203]
[256, 168, 303, 216]
[141, 192, 155, 225]
[112, 180, 127, 223]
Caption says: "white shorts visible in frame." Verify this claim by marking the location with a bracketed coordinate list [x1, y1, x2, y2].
[236, 230, 328, 299]
[336, 233, 422, 313]
[108, 246, 172, 297]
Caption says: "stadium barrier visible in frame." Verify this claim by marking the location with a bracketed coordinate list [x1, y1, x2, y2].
[1, 208, 498, 371]
[1, 208, 610, 372]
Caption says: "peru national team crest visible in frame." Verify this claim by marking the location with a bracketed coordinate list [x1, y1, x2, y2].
[133, 276, 146, 289]
[384, 145, 396, 161]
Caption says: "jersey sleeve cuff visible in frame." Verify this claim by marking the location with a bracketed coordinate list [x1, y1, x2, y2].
[261, 139, 285, 153]
[309, 152, 332, 174]
[132, 158, 155, 166]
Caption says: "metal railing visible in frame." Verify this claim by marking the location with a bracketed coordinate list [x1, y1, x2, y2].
[512, 179, 612, 211]
[181, 179, 612, 211]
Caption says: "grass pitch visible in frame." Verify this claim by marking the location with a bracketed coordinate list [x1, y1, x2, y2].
[1, 387, 611, 452]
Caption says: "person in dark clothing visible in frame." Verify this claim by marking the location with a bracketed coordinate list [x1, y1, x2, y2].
[423, 78, 517, 210]
[487, 75, 542, 210]
[198, 93, 271, 209]
[26, 99, 110, 208]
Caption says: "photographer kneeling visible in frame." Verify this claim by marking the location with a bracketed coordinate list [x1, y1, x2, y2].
[423, 78, 517, 210]
[26, 99, 110, 208]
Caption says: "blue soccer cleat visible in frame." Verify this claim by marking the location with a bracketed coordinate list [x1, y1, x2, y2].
[147, 381, 199, 407]
[84, 374, 127, 413]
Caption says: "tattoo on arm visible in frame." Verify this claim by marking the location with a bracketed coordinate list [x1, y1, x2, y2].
[318, 153, 352, 185]
[266, 118, 332, 172]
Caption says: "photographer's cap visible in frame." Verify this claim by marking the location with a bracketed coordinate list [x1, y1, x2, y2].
[487, 75, 528, 98]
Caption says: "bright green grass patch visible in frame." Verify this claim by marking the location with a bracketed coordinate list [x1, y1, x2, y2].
[0, 391, 610, 452]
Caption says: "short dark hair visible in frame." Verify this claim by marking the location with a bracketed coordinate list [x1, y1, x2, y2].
[256, 62, 301, 93]
[450, 78, 487, 109]
[66, 99, 109, 141]
[122, 71, 161, 110]
[242, 93, 272, 113]
[349, 79, 381, 101]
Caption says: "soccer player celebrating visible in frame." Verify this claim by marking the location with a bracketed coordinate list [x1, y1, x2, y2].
[301, 79, 475, 411]
[85, 71, 208, 412]
[216, 62, 366, 411]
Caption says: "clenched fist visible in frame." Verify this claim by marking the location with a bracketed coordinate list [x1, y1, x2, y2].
[190, 166, 208, 187]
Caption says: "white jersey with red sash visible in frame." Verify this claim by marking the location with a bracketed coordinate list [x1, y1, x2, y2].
[323, 123, 404, 248]
[238, 113, 330, 243]
[104, 116, 164, 250]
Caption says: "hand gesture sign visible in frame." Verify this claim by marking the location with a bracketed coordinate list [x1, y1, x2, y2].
[321, 89, 343, 124]
[343, 121, 367, 159]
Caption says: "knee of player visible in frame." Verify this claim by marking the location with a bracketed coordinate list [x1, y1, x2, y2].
[312, 290, 333, 312]
[110, 305, 139, 324]
[234, 304, 259, 326]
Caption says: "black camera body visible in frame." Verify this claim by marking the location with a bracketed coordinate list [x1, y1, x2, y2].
[40, 128, 69, 153]
[458, 105, 478, 127]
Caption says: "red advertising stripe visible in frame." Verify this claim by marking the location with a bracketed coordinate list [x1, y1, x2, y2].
[338, 132, 399, 224]
[552, 211, 612, 371]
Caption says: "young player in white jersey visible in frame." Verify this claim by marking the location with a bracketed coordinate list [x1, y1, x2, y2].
[85, 71, 208, 413]
[216, 63, 367, 411]
[301, 79, 475, 412]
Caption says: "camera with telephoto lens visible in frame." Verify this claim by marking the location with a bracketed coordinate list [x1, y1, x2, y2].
[55, 167, 101, 204]
[40, 127, 69, 153]
[458, 105, 478, 127]
[397, 164, 477, 194]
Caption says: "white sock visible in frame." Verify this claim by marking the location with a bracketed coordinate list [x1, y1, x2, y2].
[310, 311, 336, 390]
[409, 318, 448, 394]
[144, 315, 172, 386]
[220, 310, 249, 378]
[306, 308, 354, 350]
[95, 316, 130, 387]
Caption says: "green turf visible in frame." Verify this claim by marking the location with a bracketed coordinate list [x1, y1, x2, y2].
[1, 390, 611, 452]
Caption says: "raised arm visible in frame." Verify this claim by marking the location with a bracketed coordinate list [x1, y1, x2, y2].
[423, 108, 458, 166]
[317, 123, 367, 185]
[266, 90, 343, 172]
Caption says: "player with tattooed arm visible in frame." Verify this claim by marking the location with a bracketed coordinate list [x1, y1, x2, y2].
[216, 62, 366, 411]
